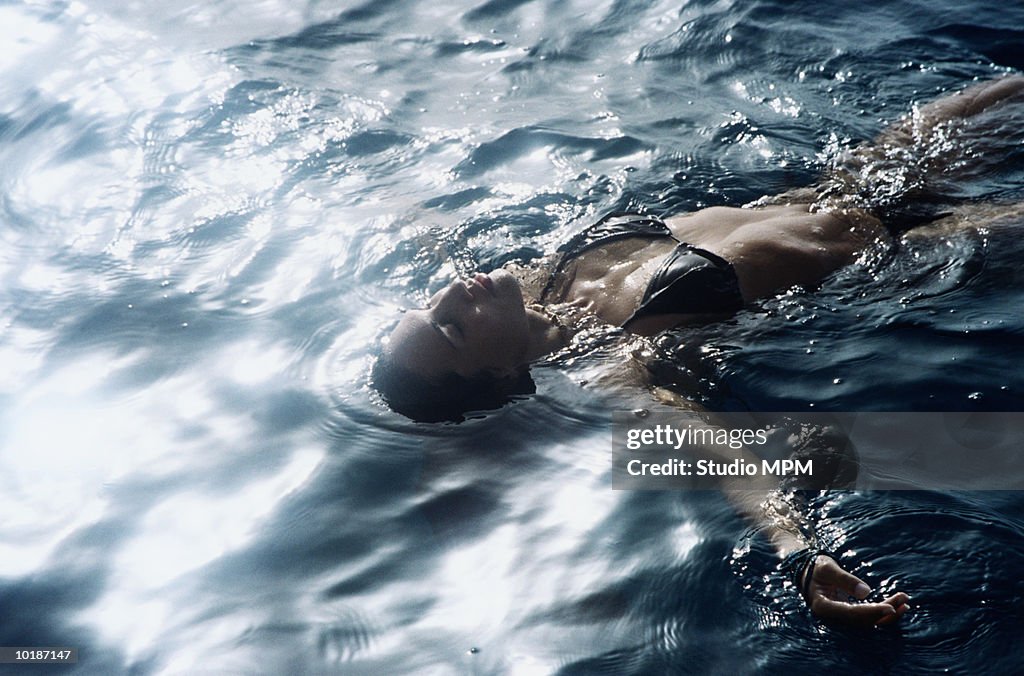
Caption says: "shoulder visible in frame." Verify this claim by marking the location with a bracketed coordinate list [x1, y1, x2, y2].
[505, 255, 560, 303]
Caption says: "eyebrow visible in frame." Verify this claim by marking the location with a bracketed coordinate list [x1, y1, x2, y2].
[429, 318, 458, 351]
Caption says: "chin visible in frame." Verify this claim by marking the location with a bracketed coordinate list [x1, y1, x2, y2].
[490, 269, 524, 302]
[489, 268, 518, 288]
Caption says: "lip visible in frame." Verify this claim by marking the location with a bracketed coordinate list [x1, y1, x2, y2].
[462, 277, 487, 301]
[473, 272, 494, 293]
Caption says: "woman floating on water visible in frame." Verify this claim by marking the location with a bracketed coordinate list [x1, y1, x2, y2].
[373, 75, 1024, 625]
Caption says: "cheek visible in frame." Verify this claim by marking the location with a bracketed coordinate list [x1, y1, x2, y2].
[470, 311, 528, 359]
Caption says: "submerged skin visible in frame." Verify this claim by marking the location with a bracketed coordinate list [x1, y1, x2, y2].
[383, 75, 1024, 626]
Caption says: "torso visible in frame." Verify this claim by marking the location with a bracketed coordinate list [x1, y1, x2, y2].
[550, 236, 678, 329]
[542, 204, 886, 335]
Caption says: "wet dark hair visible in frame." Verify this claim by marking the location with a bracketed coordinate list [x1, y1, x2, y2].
[371, 354, 536, 423]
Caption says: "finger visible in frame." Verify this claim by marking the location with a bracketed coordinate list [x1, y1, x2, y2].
[817, 557, 872, 600]
[811, 597, 897, 624]
[875, 602, 910, 626]
[881, 592, 910, 608]
[860, 593, 910, 626]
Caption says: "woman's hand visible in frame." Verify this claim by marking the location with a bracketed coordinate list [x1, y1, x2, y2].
[803, 554, 910, 625]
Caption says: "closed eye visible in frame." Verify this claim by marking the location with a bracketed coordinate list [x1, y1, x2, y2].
[443, 320, 464, 345]
[430, 318, 460, 350]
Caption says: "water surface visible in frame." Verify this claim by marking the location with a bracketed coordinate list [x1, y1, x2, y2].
[1, 0, 1023, 673]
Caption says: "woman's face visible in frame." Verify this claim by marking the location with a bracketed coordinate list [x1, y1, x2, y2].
[385, 269, 531, 380]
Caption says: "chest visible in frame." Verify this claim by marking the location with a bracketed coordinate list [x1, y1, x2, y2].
[554, 237, 678, 327]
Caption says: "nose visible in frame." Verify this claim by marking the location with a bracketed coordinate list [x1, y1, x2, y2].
[433, 277, 473, 310]
[446, 278, 474, 301]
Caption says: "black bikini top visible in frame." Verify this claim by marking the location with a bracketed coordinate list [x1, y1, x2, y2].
[539, 213, 744, 327]
[538, 213, 673, 303]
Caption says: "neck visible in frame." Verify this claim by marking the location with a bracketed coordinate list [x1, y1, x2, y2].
[523, 305, 568, 361]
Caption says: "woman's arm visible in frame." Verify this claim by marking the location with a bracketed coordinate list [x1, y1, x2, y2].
[646, 383, 911, 625]
[824, 75, 1024, 208]
[725, 484, 910, 624]
[888, 74, 1024, 136]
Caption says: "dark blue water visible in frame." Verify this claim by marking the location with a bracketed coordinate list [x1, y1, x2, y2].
[2, 0, 1023, 673]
